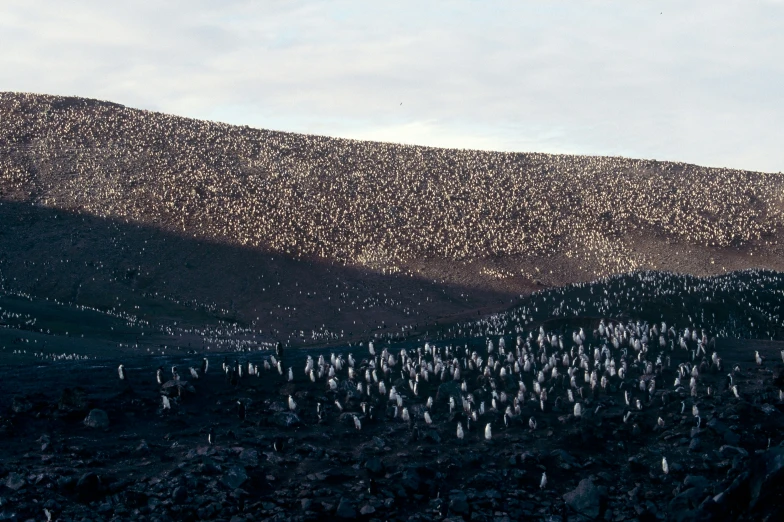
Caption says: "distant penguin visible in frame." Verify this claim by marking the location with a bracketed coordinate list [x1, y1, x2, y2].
[484, 423, 492, 441]
[276, 341, 284, 359]
[162, 395, 171, 410]
[202, 357, 209, 375]
[156, 367, 164, 385]
[662, 457, 669, 474]
[457, 422, 464, 440]
[540, 472, 547, 489]
[208, 427, 215, 445]
[288, 367, 294, 382]
[171, 366, 180, 381]
[288, 395, 297, 411]
[189, 367, 199, 379]
[353, 415, 362, 430]
[118, 364, 127, 381]
[237, 400, 246, 421]
[273, 437, 285, 452]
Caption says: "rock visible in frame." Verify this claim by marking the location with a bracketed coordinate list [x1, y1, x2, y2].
[301, 499, 313, 510]
[56, 475, 76, 491]
[423, 429, 441, 444]
[723, 430, 741, 446]
[364, 457, 384, 475]
[135, 440, 151, 455]
[83, 409, 109, 429]
[552, 449, 579, 468]
[5, 472, 25, 491]
[668, 486, 706, 516]
[360, 504, 376, 515]
[11, 396, 32, 413]
[221, 465, 248, 490]
[172, 486, 187, 504]
[239, 449, 259, 467]
[271, 412, 302, 428]
[400, 467, 421, 492]
[59, 387, 88, 412]
[563, 478, 607, 520]
[719, 445, 748, 458]
[683, 475, 709, 491]
[628, 456, 646, 472]
[749, 447, 784, 515]
[336, 498, 356, 518]
[75, 472, 101, 502]
[688, 438, 701, 452]
[449, 490, 469, 515]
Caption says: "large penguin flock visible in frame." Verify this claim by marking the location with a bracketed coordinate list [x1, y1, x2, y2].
[2, 92, 783, 283]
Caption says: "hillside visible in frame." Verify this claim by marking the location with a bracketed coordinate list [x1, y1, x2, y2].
[1, 92, 783, 341]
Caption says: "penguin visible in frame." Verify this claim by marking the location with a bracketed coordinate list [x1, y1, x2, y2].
[208, 427, 215, 445]
[273, 437, 285, 452]
[162, 395, 171, 410]
[276, 341, 284, 359]
[201, 357, 209, 375]
[662, 457, 669, 474]
[156, 366, 164, 385]
[118, 364, 127, 381]
[288, 395, 297, 412]
[540, 472, 547, 489]
[484, 423, 492, 441]
[237, 400, 246, 421]
[189, 367, 199, 380]
[457, 422, 464, 440]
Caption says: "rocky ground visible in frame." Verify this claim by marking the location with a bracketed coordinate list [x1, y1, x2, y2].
[2, 334, 784, 522]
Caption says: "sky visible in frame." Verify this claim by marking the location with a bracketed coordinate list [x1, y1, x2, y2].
[1, 1, 782, 173]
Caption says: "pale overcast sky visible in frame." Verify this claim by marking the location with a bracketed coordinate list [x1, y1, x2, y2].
[1, 1, 782, 173]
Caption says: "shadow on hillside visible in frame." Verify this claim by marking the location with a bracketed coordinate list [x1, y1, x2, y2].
[0, 200, 514, 346]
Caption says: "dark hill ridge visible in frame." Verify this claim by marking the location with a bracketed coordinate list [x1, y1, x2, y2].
[1, 92, 784, 335]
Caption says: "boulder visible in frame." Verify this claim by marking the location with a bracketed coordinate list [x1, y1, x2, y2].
[5, 472, 26, 491]
[239, 448, 259, 467]
[563, 478, 607, 520]
[336, 498, 357, 518]
[83, 409, 109, 429]
[449, 490, 469, 515]
[749, 447, 784, 515]
[221, 465, 248, 490]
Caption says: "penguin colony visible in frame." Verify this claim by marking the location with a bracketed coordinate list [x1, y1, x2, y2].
[1, 92, 782, 285]
[2, 269, 783, 367]
[433, 269, 784, 343]
[139, 300, 780, 496]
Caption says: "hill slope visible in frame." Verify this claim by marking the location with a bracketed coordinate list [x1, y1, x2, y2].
[1, 92, 783, 339]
